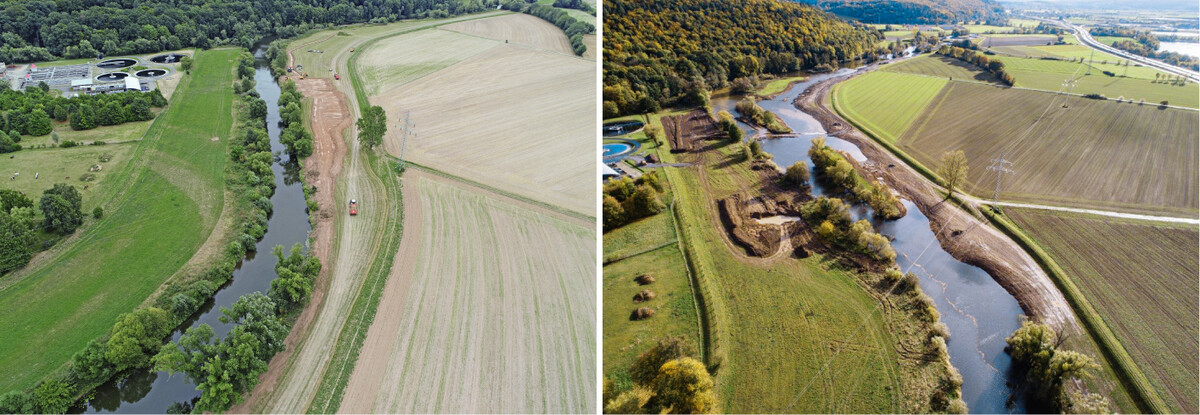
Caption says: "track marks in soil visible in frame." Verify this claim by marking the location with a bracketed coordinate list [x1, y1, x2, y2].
[341, 172, 596, 413]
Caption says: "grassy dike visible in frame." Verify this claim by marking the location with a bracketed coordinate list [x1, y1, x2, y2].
[0, 48, 240, 396]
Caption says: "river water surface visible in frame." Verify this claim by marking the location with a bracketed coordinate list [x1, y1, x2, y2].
[713, 69, 1030, 413]
[72, 42, 311, 414]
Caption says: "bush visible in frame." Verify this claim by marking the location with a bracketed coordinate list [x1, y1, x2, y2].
[92, 206, 103, 219]
[33, 379, 74, 414]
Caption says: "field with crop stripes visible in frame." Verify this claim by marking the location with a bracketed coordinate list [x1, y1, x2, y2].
[1006, 209, 1198, 413]
[831, 70, 947, 143]
[899, 81, 1198, 215]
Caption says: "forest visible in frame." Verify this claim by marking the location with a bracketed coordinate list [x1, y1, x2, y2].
[798, 0, 1003, 24]
[0, 0, 497, 63]
[603, 0, 882, 117]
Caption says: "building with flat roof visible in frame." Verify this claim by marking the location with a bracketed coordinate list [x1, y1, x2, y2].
[71, 79, 93, 91]
[124, 76, 140, 91]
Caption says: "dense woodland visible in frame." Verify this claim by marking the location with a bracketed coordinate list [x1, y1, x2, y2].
[0, 0, 499, 63]
[603, 0, 882, 117]
[798, 0, 1003, 24]
[0, 85, 166, 153]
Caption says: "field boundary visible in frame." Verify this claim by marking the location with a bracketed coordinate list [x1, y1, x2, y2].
[406, 161, 594, 223]
[980, 208, 1171, 413]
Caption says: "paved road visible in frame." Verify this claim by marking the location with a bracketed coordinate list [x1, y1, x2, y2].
[1043, 18, 1200, 82]
[960, 194, 1200, 225]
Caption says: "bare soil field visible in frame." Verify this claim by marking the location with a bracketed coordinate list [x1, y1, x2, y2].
[662, 109, 723, 153]
[339, 171, 596, 413]
[441, 13, 573, 54]
[375, 45, 595, 215]
[356, 29, 498, 95]
[1006, 209, 1199, 413]
[900, 81, 1199, 216]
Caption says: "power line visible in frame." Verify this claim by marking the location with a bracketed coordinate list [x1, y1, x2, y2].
[397, 110, 413, 171]
[986, 151, 1015, 203]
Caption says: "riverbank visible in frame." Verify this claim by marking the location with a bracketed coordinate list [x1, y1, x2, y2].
[797, 68, 1078, 331]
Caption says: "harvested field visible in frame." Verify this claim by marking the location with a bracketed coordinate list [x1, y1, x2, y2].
[582, 34, 597, 59]
[883, 55, 1001, 83]
[373, 45, 595, 215]
[900, 81, 1199, 215]
[977, 34, 1057, 47]
[339, 172, 596, 413]
[356, 28, 498, 95]
[441, 13, 573, 54]
[833, 70, 947, 143]
[662, 109, 722, 153]
[1006, 209, 1199, 413]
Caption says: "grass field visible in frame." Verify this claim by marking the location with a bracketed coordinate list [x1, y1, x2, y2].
[0, 48, 237, 393]
[371, 22, 595, 215]
[900, 81, 1198, 215]
[831, 70, 947, 143]
[884, 54, 1000, 83]
[0, 143, 137, 212]
[756, 75, 807, 96]
[1006, 209, 1199, 413]
[441, 13, 574, 55]
[341, 173, 596, 413]
[356, 28, 497, 95]
[19, 118, 155, 147]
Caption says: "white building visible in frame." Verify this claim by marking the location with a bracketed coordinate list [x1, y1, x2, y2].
[124, 76, 141, 91]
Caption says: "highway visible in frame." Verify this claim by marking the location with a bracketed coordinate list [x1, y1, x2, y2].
[1043, 18, 1200, 82]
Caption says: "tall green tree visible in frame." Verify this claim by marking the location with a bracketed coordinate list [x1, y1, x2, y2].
[25, 109, 52, 136]
[356, 105, 388, 149]
[39, 183, 83, 235]
[0, 211, 36, 274]
[936, 150, 969, 196]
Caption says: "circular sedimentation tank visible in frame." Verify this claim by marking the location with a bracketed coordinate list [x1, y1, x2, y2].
[95, 72, 129, 82]
[96, 58, 137, 69]
[149, 53, 189, 64]
[135, 69, 167, 78]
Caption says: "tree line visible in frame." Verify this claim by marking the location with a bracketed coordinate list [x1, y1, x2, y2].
[603, 0, 882, 117]
[0, 0, 500, 64]
[806, 0, 1003, 25]
[0, 86, 166, 154]
[936, 44, 1015, 85]
[277, 80, 314, 158]
[602, 171, 666, 231]
[498, 2, 595, 56]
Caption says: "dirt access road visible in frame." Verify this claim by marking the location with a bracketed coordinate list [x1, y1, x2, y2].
[234, 32, 397, 413]
[798, 69, 1078, 331]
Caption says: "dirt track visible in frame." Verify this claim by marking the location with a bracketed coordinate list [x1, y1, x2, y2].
[798, 71, 1078, 330]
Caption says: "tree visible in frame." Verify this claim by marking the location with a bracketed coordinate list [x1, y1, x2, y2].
[782, 161, 810, 186]
[0, 391, 34, 414]
[630, 336, 697, 385]
[626, 185, 665, 219]
[93, 206, 104, 218]
[106, 307, 171, 370]
[53, 104, 68, 121]
[651, 357, 718, 414]
[156, 293, 286, 413]
[356, 105, 387, 148]
[644, 124, 663, 146]
[26, 109, 52, 136]
[128, 98, 154, 121]
[180, 56, 194, 72]
[71, 104, 97, 130]
[32, 379, 74, 414]
[0, 211, 36, 274]
[97, 101, 126, 126]
[71, 339, 112, 383]
[268, 244, 320, 311]
[936, 150, 969, 196]
[40, 184, 83, 235]
[602, 195, 625, 230]
[249, 98, 267, 120]
[0, 189, 34, 213]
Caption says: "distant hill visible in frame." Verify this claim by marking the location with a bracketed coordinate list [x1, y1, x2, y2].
[604, 0, 880, 117]
[796, 0, 1004, 24]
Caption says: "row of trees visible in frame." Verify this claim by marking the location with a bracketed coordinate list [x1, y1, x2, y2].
[278, 80, 314, 158]
[0, 86, 165, 148]
[1006, 320, 1110, 412]
[602, 172, 666, 230]
[808, 138, 903, 219]
[522, 4, 594, 56]
[936, 45, 1015, 85]
[603, 337, 718, 413]
[603, 0, 881, 117]
[0, 0, 501, 63]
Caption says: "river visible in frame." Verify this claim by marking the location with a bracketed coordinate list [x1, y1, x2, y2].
[71, 42, 312, 414]
[712, 69, 1031, 413]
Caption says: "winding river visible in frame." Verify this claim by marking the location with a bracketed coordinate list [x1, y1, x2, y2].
[713, 69, 1031, 413]
[72, 41, 311, 414]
